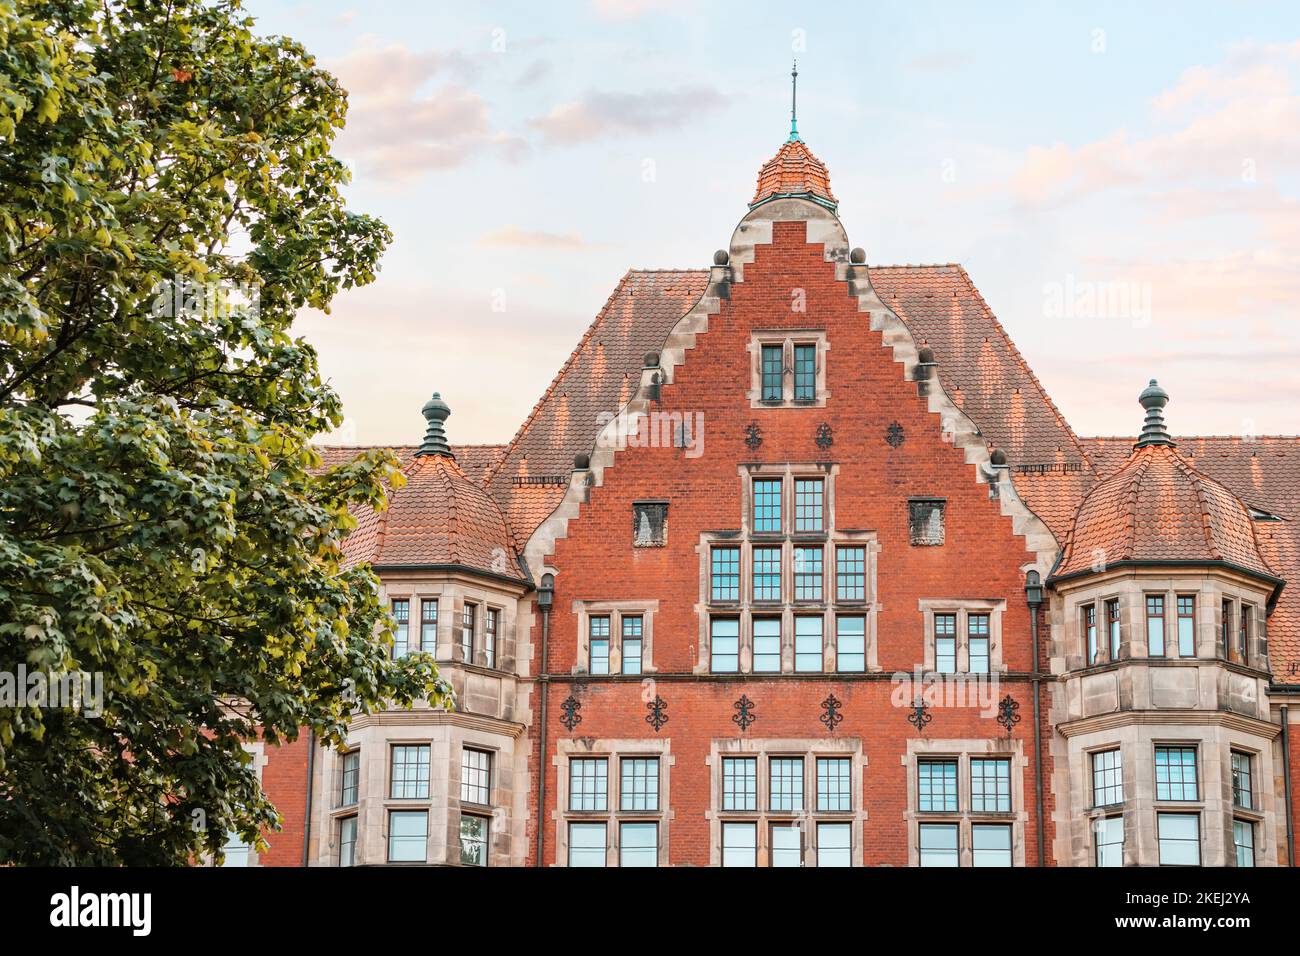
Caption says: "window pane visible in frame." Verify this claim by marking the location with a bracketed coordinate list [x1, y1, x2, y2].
[589, 616, 610, 674]
[722, 822, 757, 867]
[461, 602, 476, 662]
[934, 613, 956, 673]
[793, 546, 823, 601]
[919, 823, 959, 867]
[970, 758, 1011, 813]
[836, 616, 865, 672]
[793, 344, 817, 401]
[761, 345, 783, 401]
[420, 598, 438, 653]
[621, 615, 643, 675]
[390, 744, 430, 799]
[968, 613, 990, 674]
[569, 758, 608, 811]
[1095, 816, 1124, 867]
[568, 822, 607, 867]
[794, 477, 823, 531]
[620, 757, 660, 812]
[972, 824, 1012, 867]
[711, 547, 740, 602]
[388, 810, 427, 862]
[340, 750, 360, 807]
[795, 616, 823, 672]
[817, 757, 851, 811]
[460, 748, 491, 805]
[1156, 813, 1200, 866]
[1091, 749, 1123, 807]
[1083, 604, 1098, 666]
[460, 815, 488, 867]
[1231, 752, 1253, 810]
[770, 824, 802, 867]
[1154, 746, 1198, 801]
[817, 822, 852, 867]
[1107, 599, 1122, 659]
[1177, 596, 1195, 657]
[391, 598, 410, 659]
[752, 546, 782, 601]
[619, 822, 658, 868]
[722, 757, 757, 811]
[918, 759, 958, 812]
[753, 479, 782, 532]
[1233, 820, 1255, 868]
[835, 546, 866, 602]
[484, 608, 498, 668]
[1146, 595, 1164, 656]
[711, 618, 739, 672]
[338, 816, 357, 868]
[753, 618, 782, 673]
[769, 757, 804, 812]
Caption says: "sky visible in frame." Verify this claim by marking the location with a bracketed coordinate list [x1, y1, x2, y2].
[244, 0, 1300, 447]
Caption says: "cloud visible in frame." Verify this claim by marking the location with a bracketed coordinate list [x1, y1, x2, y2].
[530, 86, 728, 145]
[905, 51, 975, 73]
[589, 0, 684, 20]
[478, 226, 610, 251]
[515, 59, 553, 88]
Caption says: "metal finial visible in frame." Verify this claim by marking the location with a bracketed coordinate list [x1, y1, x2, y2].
[1134, 379, 1175, 449]
[788, 59, 802, 143]
[416, 392, 454, 458]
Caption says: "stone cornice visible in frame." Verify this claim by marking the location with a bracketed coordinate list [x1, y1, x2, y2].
[346, 709, 526, 739]
[1057, 708, 1281, 739]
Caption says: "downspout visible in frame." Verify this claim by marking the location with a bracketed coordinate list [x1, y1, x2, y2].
[1031, 604, 1045, 868]
[301, 728, 315, 867]
[534, 574, 554, 867]
[1282, 705, 1294, 867]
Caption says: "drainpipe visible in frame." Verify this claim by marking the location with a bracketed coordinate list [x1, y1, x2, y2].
[301, 728, 315, 867]
[534, 573, 555, 868]
[1282, 705, 1294, 867]
[1025, 570, 1046, 868]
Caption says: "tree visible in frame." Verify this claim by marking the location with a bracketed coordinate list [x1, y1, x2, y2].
[0, 0, 449, 865]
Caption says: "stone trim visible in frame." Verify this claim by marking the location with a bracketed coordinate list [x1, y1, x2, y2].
[570, 599, 660, 675]
[917, 598, 1008, 674]
[746, 328, 831, 408]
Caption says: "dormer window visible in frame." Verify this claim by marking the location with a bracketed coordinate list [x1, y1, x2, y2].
[747, 331, 829, 408]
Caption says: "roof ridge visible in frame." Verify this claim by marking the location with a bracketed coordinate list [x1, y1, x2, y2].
[1168, 447, 1223, 561]
[1122, 452, 1153, 561]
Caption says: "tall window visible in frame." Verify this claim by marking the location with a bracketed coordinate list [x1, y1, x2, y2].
[794, 616, 823, 672]
[918, 759, 958, 812]
[619, 822, 658, 867]
[817, 822, 852, 867]
[968, 613, 990, 675]
[711, 546, 740, 602]
[569, 758, 608, 811]
[1094, 816, 1123, 867]
[588, 616, 610, 675]
[621, 615, 642, 675]
[568, 822, 606, 867]
[836, 546, 866, 601]
[338, 816, 357, 867]
[793, 344, 817, 402]
[1222, 599, 1234, 661]
[752, 546, 782, 601]
[934, 613, 957, 674]
[769, 757, 804, 812]
[722, 822, 757, 867]
[1233, 820, 1255, 868]
[460, 816, 488, 866]
[816, 757, 852, 812]
[711, 618, 739, 673]
[1156, 813, 1200, 866]
[1146, 595, 1165, 657]
[753, 479, 782, 533]
[620, 758, 659, 811]
[1176, 596, 1195, 658]
[753, 618, 781, 673]
[793, 546, 822, 601]
[1083, 603, 1098, 665]
[1154, 746, 1198, 801]
[836, 616, 865, 673]
[388, 810, 427, 862]
[760, 344, 783, 401]
[1091, 749, 1123, 807]
[972, 824, 1012, 867]
[484, 608, 498, 668]
[794, 477, 824, 531]
[1239, 605, 1251, 666]
[420, 598, 438, 653]
[339, 750, 360, 808]
[1106, 598, 1121, 659]
[391, 598, 410, 659]
[1231, 752, 1253, 810]
[461, 748, 491, 806]
[461, 602, 476, 662]
[390, 744, 430, 799]
[970, 758, 1011, 813]
[919, 823, 959, 867]
[722, 757, 757, 811]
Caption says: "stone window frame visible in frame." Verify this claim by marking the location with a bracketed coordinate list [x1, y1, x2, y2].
[452, 739, 501, 868]
[917, 599, 1008, 674]
[746, 329, 831, 408]
[379, 580, 517, 672]
[553, 738, 674, 867]
[903, 738, 1028, 867]
[695, 463, 880, 674]
[571, 599, 659, 675]
[706, 737, 866, 867]
[1152, 741, 1201, 802]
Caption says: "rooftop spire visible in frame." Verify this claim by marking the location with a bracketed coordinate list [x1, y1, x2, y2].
[416, 392, 454, 458]
[788, 59, 802, 143]
[1134, 379, 1175, 449]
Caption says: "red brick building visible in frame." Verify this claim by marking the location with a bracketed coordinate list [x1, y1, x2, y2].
[249, 129, 1299, 868]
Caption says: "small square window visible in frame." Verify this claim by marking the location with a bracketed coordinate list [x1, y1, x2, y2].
[619, 822, 658, 868]
[722, 822, 757, 867]
[1156, 813, 1200, 866]
[632, 501, 667, 547]
[569, 758, 608, 811]
[970, 758, 1011, 813]
[919, 823, 958, 867]
[388, 810, 427, 863]
[390, 745, 430, 800]
[1154, 746, 1198, 801]
[909, 499, 945, 546]
[568, 822, 607, 867]
[918, 759, 958, 812]
[620, 758, 660, 812]
[972, 824, 1012, 867]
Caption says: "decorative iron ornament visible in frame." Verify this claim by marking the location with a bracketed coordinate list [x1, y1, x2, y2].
[815, 422, 833, 449]
[820, 693, 843, 733]
[744, 422, 763, 450]
[559, 695, 582, 732]
[646, 694, 669, 732]
[886, 421, 906, 448]
[907, 696, 932, 734]
[732, 694, 756, 732]
[996, 694, 1021, 738]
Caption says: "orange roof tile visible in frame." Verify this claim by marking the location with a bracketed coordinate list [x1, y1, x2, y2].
[751, 140, 837, 209]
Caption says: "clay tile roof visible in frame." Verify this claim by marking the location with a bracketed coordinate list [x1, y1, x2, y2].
[313, 444, 505, 483]
[344, 452, 523, 580]
[751, 139, 837, 209]
[1055, 443, 1276, 581]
